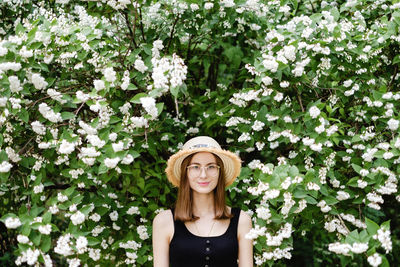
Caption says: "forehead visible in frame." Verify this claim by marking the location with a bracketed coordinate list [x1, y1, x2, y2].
[190, 152, 217, 164]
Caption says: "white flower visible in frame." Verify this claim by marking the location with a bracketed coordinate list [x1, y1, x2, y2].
[360, 169, 369, 177]
[122, 154, 134, 164]
[336, 191, 350, 201]
[70, 211, 85, 225]
[54, 234, 74, 257]
[67, 258, 80, 267]
[256, 206, 271, 220]
[38, 103, 62, 123]
[4, 217, 21, 229]
[0, 46, 7, 56]
[25, 248, 40, 265]
[33, 183, 44, 194]
[89, 213, 101, 222]
[140, 97, 158, 119]
[328, 242, 351, 255]
[204, 2, 214, 9]
[137, 225, 149, 240]
[190, 3, 199, 10]
[109, 210, 118, 221]
[8, 76, 22, 93]
[387, 118, 399, 131]
[383, 152, 394, 160]
[368, 253, 382, 267]
[50, 204, 59, 214]
[89, 248, 101, 261]
[351, 242, 368, 254]
[31, 121, 46, 135]
[0, 161, 13, 172]
[309, 106, 320, 118]
[38, 224, 52, 235]
[57, 192, 68, 202]
[104, 157, 120, 169]
[31, 73, 48, 90]
[343, 79, 353, 87]
[134, 59, 148, 73]
[17, 235, 29, 244]
[112, 141, 124, 152]
[238, 132, 251, 142]
[93, 79, 105, 91]
[76, 236, 88, 252]
[310, 143, 323, 152]
[0, 62, 22, 72]
[127, 206, 140, 215]
[109, 132, 118, 141]
[262, 55, 279, 73]
[58, 140, 75, 155]
[103, 67, 117, 83]
[261, 76, 273, 85]
[252, 120, 265, 131]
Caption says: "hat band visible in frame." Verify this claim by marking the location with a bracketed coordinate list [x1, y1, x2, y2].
[188, 144, 217, 149]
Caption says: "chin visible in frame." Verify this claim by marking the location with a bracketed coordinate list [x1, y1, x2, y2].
[192, 186, 216, 195]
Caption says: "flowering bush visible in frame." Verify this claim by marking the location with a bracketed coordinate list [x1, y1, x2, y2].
[1, 0, 400, 266]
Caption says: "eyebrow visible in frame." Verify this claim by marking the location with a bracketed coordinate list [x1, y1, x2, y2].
[189, 162, 217, 166]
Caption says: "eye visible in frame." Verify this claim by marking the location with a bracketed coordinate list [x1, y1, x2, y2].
[191, 165, 200, 170]
[207, 165, 217, 170]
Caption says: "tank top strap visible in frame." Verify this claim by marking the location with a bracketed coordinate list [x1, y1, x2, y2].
[229, 207, 241, 234]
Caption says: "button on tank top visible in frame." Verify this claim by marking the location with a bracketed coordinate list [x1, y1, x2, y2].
[169, 207, 240, 267]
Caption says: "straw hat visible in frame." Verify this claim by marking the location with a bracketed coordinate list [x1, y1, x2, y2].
[165, 136, 241, 187]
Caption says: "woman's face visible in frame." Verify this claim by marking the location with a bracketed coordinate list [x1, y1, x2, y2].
[187, 152, 220, 195]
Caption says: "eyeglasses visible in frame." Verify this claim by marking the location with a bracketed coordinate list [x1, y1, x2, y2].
[187, 164, 220, 177]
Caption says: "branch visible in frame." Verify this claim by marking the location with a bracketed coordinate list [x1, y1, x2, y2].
[296, 87, 305, 112]
[74, 102, 85, 115]
[138, 5, 146, 42]
[388, 64, 398, 89]
[123, 11, 138, 48]
[167, 16, 179, 52]
[18, 136, 35, 155]
[337, 214, 351, 234]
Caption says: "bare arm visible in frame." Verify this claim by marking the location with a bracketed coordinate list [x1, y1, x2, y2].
[238, 210, 253, 267]
[152, 210, 173, 267]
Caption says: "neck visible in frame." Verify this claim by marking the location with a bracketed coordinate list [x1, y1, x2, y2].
[192, 191, 215, 217]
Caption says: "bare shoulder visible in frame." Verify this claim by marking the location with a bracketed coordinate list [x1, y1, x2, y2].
[153, 209, 174, 226]
[239, 210, 252, 231]
[238, 210, 252, 225]
[237, 209, 252, 241]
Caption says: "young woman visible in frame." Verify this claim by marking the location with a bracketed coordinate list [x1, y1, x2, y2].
[152, 136, 253, 267]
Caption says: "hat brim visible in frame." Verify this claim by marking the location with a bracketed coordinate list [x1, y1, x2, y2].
[165, 148, 241, 188]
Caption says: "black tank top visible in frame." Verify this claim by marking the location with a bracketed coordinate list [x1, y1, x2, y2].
[169, 207, 240, 267]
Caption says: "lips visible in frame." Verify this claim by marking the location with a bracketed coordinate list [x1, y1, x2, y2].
[198, 182, 210, 186]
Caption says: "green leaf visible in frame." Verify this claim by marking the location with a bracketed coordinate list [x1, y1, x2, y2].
[304, 196, 317, 204]
[351, 164, 362, 174]
[64, 186, 76, 197]
[31, 232, 41, 246]
[18, 109, 29, 123]
[288, 166, 299, 177]
[98, 163, 108, 174]
[130, 93, 148, 104]
[87, 236, 100, 246]
[366, 218, 380, 235]
[170, 86, 179, 98]
[42, 212, 52, 224]
[393, 54, 400, 64]
[41, 235, 51, 253]
[156, 103, 164, 116]
[61, 112, 75, 120]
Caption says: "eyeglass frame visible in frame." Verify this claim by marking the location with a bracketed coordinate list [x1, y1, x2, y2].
[186, 164, 221, 177]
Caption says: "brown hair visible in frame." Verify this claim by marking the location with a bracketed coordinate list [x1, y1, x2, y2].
[174, 152, 233, 222]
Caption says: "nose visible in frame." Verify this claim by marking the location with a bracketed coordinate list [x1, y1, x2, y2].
[199, 167, 207, 178]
